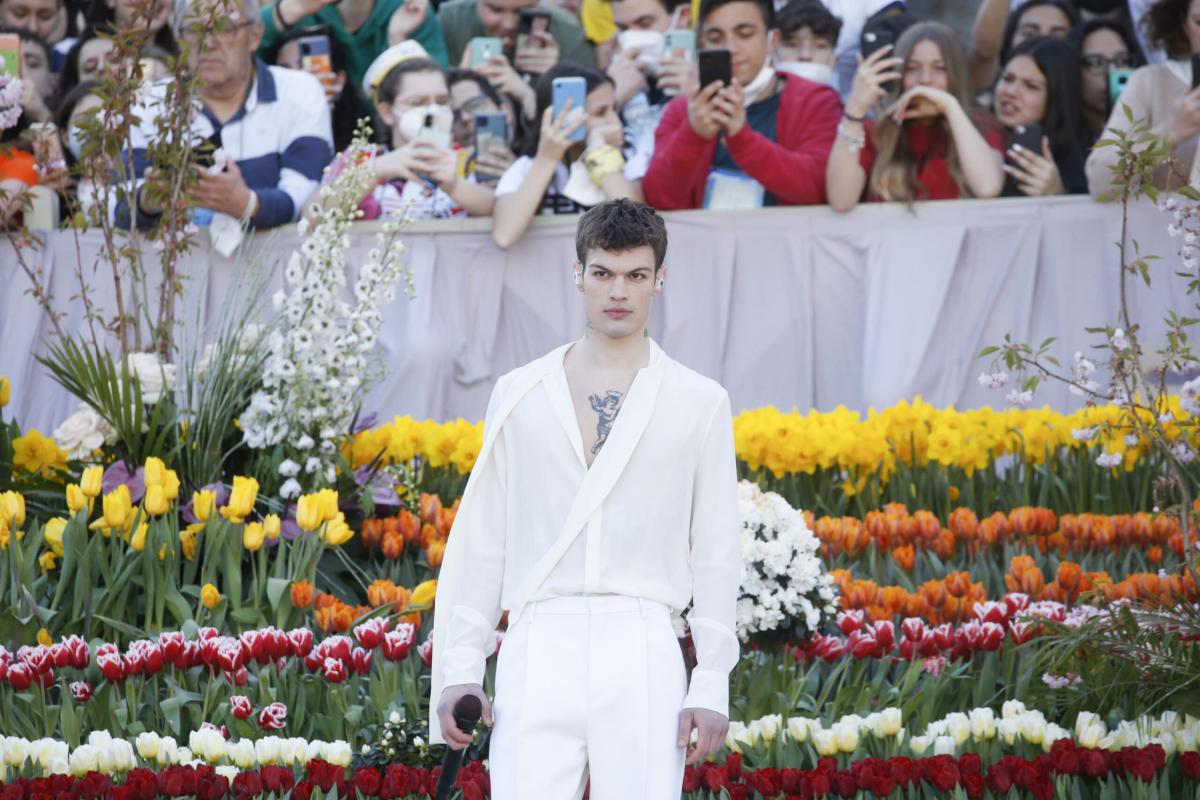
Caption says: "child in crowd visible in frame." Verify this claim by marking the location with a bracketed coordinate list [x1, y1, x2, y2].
[826, 21, 1005, 210]
[491, 62, 638, 248]
[773, 0, 840, 89]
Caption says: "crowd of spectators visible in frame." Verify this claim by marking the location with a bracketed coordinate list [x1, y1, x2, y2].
[0, 0, 1196, 244]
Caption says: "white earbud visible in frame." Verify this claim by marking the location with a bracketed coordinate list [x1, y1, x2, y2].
[656, 277, 665, 290]
[573, 272, 583, 287]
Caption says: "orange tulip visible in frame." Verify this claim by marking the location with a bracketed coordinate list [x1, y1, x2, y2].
[890, 544, 915, 571]
[382, 531, 404, 560]
[290, 580, 315, 609]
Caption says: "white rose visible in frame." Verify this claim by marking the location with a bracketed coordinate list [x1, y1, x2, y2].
[53, 403, 117, 460]
[127, 352, 177, 405]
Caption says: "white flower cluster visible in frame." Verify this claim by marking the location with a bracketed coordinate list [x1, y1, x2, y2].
[0, 75, 22, 130]
[1182, 376, 1200, 418]
[728, 703, 1199, 759]
[0, 732, 353, 778]
[977, 370, 1009, 390]
[1162, 194, 1200, 275]
[1069, 351, 1099, 397]
[239, 145, 414, 498]
[52, 401, 118, 460]
[735, 480, 838, 642]
[196, 323, 262, 383]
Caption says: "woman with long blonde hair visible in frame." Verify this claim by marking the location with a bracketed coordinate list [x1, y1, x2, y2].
[826, 21, 1005, 211]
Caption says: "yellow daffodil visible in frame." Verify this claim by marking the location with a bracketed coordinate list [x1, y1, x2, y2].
[319, 512, 354, 546]
[410, 578, 437, 608]
[193, 490, 217, 522]
[129, 521, 149, 552]
[242, 521, 265, 552]
[0, 375, 9, 408]
[80, 465, 103, 498]
[200, 583, 221, 609]
[66, 484, 89, 515]
[42, 517, 67, 557]
[11, 429, 67, 476]
[263, 514, 281, 539]
[144, 485, 170, 516]
[220, 476, 258, 522]
[39, 551, 57, 573]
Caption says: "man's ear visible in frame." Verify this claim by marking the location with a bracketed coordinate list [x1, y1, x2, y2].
[249, 21, 265, 52]
[767, 28, 780, 52]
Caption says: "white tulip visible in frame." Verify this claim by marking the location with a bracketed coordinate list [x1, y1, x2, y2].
[135, 732, 161, 762]
[189, 728, 226, 763]
[4, 737, 29, 768]
[969, 708, 996, 740]
[158, 736, 178, 766]
[216, 765, 240, 782]
[45, 756, 68, 777]
[934, 736, 956, 756]
[997, 719, 1019, 746]
[228, 740, 257, 769]
[1043, 724, 1070, 751]
[832, 721, 859, 753]
[786, 717, 810, 743]
[1157, 732, 1177, 757]
[758, 714, 782, 746]
[306, 740, 325, 762]
[68, 745, 98, 776]
[1178, 729, 1197, 753]
[255, 737, 281, 765]
[285, 738, 310, 765]
[876, 708, 902, 737]
[173, 747, 194, 766]
[1001, 700, 1027, 719]
[1018, 713, 1046, 745]
[909, 735, 929, 755]
[324, 741, 352, 767]
[813, 729, 838, 757]
[946, 714, 971, 746]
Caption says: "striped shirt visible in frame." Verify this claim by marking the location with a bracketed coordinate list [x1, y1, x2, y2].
[116, 58, 334, 230]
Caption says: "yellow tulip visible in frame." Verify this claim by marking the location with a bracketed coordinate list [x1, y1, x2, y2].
[179, 525, 201, 560]
[295, 494, 322, 532]
[319, 512, 354, 546]
[242, 521, 265, 552]
[316, 488, 339, 522]
[200, 583, 221, 609]
[0, 491, 26, 527]
[129, 521, 149, 552]
[66, 484, 89, 515]
[42, 517, 67, 557]
[220, 476, 258, 522]
[80, 465, 103, 498]
[95, 485, 133, 533]
[143, 457, 166, 488]
[193, 490, 217, 522]
[0, 375, 9, 408]
[36, 627, 52, 647]
[410, 578, 438, 608]
[38, 551, 57, 573]
[162, 470, 181, 502]
[263, 514, 281, 539]
[144, 485, 170, 516]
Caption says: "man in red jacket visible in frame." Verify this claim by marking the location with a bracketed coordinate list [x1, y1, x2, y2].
[642, 0, 842, 209]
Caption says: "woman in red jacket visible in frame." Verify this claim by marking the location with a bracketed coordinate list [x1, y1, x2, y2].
[642, 0, 842, 210]
[826, 21, 1006, 211]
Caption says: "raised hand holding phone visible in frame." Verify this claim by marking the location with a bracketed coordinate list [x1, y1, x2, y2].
[1004, 134, 1063, 196]
[845, 45, 901, 120]
[514, 30, 559, 76]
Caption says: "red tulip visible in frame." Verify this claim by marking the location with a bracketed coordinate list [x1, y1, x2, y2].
[7, 662, 34, 690]
[159, 631, 186, 663]
[322, 657, 348, 683]
[287, 628, 314, 658]
[353, 617, 389, 650]
[69, 680, 92, 702]
[350, 647, 373, 675]
[258, 702, 288, 731]
[382, 624, 415, 661]
[97, 651, 126, 682]
[230, 695, 253, 720]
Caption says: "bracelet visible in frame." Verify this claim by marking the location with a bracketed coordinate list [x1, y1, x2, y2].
[836, 121, 865, 156]
[842, 111, 866, 123]
[240, 190, 259, 224]
[583, 145, 625, 185]
[274, 1, 294, 29]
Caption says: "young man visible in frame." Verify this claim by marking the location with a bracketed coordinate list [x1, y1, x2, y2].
[431, 199, 740, 799]
[642, 0, 841, 209]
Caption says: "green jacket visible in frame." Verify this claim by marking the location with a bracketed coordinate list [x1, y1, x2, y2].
[436, 0, 594, 68]
[259, 0, 450, 90]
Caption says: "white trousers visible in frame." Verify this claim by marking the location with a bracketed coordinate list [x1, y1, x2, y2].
[489, 595, 688, 799]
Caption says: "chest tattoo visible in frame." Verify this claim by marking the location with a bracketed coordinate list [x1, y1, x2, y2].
[588, 390, 624, 455]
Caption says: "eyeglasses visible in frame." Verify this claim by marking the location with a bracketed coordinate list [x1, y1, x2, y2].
[1081, 53, 1133, 74]
[179, 18, 256, 42]
[452, 94, 494, 120]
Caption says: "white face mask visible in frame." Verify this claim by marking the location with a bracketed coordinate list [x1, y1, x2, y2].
[617, 29, 665, 76]
[774, 60, 836, 88]
[66, 125, 86, 160]
[741, 63, 777, 105]
[398, 104, 452, 145]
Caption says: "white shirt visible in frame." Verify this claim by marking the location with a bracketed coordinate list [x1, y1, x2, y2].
[430, 341, 742, 743]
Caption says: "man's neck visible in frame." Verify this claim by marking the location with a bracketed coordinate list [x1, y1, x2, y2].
[572, 328, 651, 373]
[203, 72, 254, 124]
[338, 0, 375, 32]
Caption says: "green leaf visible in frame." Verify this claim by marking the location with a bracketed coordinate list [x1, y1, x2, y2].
[266, 577, 290, 610]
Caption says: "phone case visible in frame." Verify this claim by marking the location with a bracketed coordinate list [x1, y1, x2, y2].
[474, 113, 509, 181]
[552, 77, 587, 142]
[663, 30, 695, 61]
[469, 37, 503, 66]
[698, 49, 731, 89]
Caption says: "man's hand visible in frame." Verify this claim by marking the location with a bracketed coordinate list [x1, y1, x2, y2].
[678, 707, 728, 765]
[274, 0, 336, 26]
[514, 31, 560, 77]
[437, 683, 493, 751]
[607, 48, 648, 108]
[475, 56, 537, 120]
[387, 0, 429, 45]
[1165, 85, 1200, 145]
[687, 82, 724, 140]
[535, 100, 586, 163]
[190, 159, 253, 218]
[711, 81, 747, 137]
[657, 53, 699, 98]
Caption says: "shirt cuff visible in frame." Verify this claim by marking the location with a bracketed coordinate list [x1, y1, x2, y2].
[682, 669, 729, 718]
[441, 645, 487, 688]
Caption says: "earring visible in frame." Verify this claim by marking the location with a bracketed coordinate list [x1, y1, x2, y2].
[655, 277, 665, 290]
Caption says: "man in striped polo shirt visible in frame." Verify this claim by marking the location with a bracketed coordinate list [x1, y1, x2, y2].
[118, 0, 334, 231]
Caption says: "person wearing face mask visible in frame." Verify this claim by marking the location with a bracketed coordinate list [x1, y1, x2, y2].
[826, 21, 1006, 211]
[993, 36, 1090, 195]
[269, 24, 382, 153]
[604, 0, 697, 183]
[491, 62, 638, 248]
[1069, 19, 1142, 140]
[969, 0, 1078, 93]
[773, 0, 840, 89]
[316, 42, 496, 220]
[1086, 0, 1200, 196]
[643, 0, 841, 210]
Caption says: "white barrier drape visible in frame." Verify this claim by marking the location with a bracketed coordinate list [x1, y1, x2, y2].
[0, 196, 1189, 433]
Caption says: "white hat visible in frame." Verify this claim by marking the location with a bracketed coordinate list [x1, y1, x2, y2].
[362, 40, 433, 103]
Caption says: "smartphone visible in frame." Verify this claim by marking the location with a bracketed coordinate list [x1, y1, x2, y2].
[551, 76, 588, 143]
[0, 33, 20, 77]
[1011, 122, 1042, 153]
[1192, 53, 1200, 89]
[468, 36, 503, 67]
[417, 106, 453, 150]
[518, 8, 551, 35]
[698, 48, 732, 89]
[298, 34, 332, 75]
[1107, 68, 1133, 110]
[663, 29, 695, 61]
[473, 112, 509, 181]
[861, 22, 897, 92]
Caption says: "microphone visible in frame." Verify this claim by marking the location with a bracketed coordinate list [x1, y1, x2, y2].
[434, 694, 483, 800]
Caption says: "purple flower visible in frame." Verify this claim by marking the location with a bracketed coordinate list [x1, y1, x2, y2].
[102, 462, 145, 503]
[181, 482, 230, 524]
[351, 412, 378, 434]
[354, 465, 399, 509]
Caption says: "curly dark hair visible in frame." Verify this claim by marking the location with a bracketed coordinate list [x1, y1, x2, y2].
[1143, 0, 1195, 58]
[575, 199, 669, 270]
